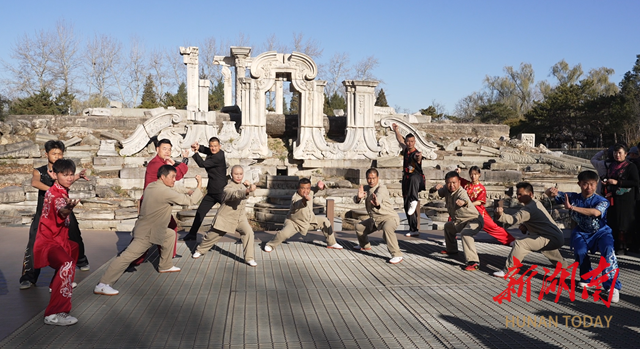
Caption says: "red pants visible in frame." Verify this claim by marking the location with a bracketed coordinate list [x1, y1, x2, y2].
[477, 206, 515, 245]
[45, 242, 78, 316]
[131, 216, 178, 266]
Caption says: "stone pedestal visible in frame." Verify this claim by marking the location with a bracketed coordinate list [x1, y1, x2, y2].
[198, 79, 210, 112]
[179, 46, 200, 113]
[337, 80, 381, 159]
[97, 140, 119, 156]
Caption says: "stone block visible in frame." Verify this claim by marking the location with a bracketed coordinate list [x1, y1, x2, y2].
[117, 220, 136, 232]
[96, 178, 144, 190]
[100, 130, 125, 142]
[63, 137, 82, 147]
[483, 170, 523, 184]
[90, 220, 119, 230]
[123, 157, 147, 166]
[119, 200, 136, 208]
[0, 186, 25, 203]
[115, 208, 139, 220]
[93, 166, 122, 177]
[74, 209, 114, 220]
[95, 185, 119, 198]
[375, 156, 402, 168]
[35, 132, 58, 143]
[69, 191, 95, 200]
[489, 162, 520, 171]
[93, 157, 124, 167]
[25, 192, 39, 201]
[119, 167, 146, 179]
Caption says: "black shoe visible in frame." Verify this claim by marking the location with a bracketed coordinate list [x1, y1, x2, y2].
[182, 234, 197, 241]
[125, 265, 137, 273]
[173, 254, 182, 259]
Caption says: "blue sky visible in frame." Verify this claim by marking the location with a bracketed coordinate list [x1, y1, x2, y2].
[1, 0, 639, 114]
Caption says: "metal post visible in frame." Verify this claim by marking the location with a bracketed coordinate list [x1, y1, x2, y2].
[326, 199, 335, 232]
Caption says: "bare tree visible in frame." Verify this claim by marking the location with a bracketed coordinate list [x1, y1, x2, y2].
[51, 20, 80, 93]
[234, 32, 252, 47]
[453, 92, 489, 122]
[484, 62, 536, 117]
[352, 55, 379, 81]
[550, 59, 583, 85]
[148, 48, 171, 100]
[165, 46, 185, 90]
[323, 52, 351, 96]
[84, 34, 122, 99]
[584, 67, 618, 97]
[2, 29, 56, 96]
[125, 37, 147, 107]
[291, 32, 323, 59]
[200, 36, 229, 83]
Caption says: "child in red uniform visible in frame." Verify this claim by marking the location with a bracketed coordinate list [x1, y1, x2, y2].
[33, 159, 81, 326]
[459, 166, 515, 246]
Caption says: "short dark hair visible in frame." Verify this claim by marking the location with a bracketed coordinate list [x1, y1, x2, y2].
[516, 182, 534, 194]
[44, 140, 66, 153]
[468, 166, 481, 175]
[578, 170, 599, 182]
[209, 137, 220, 144]
[156, 139, 172, 148]
[612, 143, 627, 153]
[405, 133, 415, 140]
[366, 168, 379, 177]
[298, 178, 311, 187]
[157, 164, 177, 179]
[444, 171, 460, 180]
[52, 158, 76, 175]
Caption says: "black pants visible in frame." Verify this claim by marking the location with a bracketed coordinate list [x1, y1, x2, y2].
[20, 211, 88, 284]
[402, 173, 425, 232]
[188, 193, 223, 235]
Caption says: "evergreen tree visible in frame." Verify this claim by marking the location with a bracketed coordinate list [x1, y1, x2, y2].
[1, 94, 12, 120]
[375, 88, 389, 107]
[289, 93, 300, 115]
[282, 96, 289, 114]
[475, 103, 517, 124]
[209, 80, 224, 111]
[617, 54, 640, 141]
[164, 82, 188, 109]
[10, 89, 60, 115]
[55, 87, 75, 115]
[323, 95, 333, 116]
[139, 74, 160, 108]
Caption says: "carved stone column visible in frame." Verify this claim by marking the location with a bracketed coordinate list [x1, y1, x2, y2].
[221, 66, 232, 106]
[198, 79, 210, 112]
[275, 77, 284, 114]
[230, 46, 251, 112]
[338, 80, 381, 159]
[179, 46, 199, 113]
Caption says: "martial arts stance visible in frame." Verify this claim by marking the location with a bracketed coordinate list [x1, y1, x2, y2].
[353, 168, 403, 264]
[94, 166, 203, 296]
[33, 159, 81, 326]
[545, 170, 621, 302]
[430, 171, 484, 271]
[494, 182, 569, 278]
[393, 123, 425, 236]
[264, 178, 343, 251]
[20, 140, 90, 290]
[183, 137, 227, 241]
[192, 165, 258, 267]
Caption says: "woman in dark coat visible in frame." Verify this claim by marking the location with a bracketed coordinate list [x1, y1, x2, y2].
[604, 144, 639, 255]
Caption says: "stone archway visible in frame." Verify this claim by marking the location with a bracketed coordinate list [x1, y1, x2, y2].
[245, 51, 337, 160]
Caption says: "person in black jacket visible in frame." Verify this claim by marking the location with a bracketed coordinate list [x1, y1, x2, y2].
[182, 137, 227, 241]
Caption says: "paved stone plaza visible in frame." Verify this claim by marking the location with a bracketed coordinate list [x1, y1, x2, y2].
[1, 228, 639, 349]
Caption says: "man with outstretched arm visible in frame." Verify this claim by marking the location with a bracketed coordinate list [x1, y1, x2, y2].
[94, 166, 203, 296]
[494, 182, 569, 278]
[265, 178, 343, 251]
[392, 123, 425, 236]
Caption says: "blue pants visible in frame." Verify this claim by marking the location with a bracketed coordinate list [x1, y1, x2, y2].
[571, 228, 622, 290]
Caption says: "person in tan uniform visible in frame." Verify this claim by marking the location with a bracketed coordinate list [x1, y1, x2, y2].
[192, 165, 258, 267]
[264, 178, 343, 251]
[94, 165, 203, 296]
[493, 182, 569, 278]
[353, 168, 403, 264]
[430, 171, 484, 271]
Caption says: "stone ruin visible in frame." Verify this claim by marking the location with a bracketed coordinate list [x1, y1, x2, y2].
[0, 46, 591, 231]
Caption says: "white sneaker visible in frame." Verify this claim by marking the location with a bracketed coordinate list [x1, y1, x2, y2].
[389, 256, 404, 264]
[247, 260, 258, 267]
[80, 264, 90, 271]
[49, 282, 77, 293]
[327, 243, 343, 250]
[44, 312, 77, 326]
[579, 281, 595, 288]
[192, 251, 202, 259]
[407, 201, 418, 215]
[405, 232, 420, 237]
[609, 288, 620, 303]
[264, 245, 273, 252]
[94, 283, 119, 296]
[159, 266, 181, 273]
[493, 270, 506, 278]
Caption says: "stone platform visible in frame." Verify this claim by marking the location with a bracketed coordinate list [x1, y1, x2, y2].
[1, 227, 639, 349]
